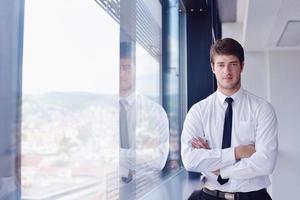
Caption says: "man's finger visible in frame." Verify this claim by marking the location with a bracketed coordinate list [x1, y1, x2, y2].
[195, 138, 209, 149]
[191, 138, 208, 149]
[191, 140, 203, 148]
[196, 137, 209, 149]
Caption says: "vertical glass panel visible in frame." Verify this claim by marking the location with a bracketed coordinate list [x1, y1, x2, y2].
[22, 0, 119, 199]
[136, 43, 160, 103]
[135, 41, 169, 198]
[162, 0, 181, 172]
[0, 1, 23, 199]
[118, 0, 170, 199]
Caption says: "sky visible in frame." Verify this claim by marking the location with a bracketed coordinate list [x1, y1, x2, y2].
[23, 0, 120, 95]
[23, 0, 161, 98]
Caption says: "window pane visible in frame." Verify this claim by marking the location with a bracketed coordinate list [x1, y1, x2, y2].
[22, 0, 119, 199]
[117, 0, 175, 199]
[136, 43, 160, 103]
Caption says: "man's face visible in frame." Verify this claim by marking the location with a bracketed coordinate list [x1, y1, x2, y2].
[211, 54, 243, 94]
[120, 58, 134, 95]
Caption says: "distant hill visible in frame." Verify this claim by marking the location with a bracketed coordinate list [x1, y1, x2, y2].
[23, 92, 117, 111]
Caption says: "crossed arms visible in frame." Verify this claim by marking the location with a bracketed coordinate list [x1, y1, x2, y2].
[181, 103, 278, 180]
[190, 137, 255, 176]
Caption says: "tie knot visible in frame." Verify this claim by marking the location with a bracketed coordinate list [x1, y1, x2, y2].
[119, 99, 128, 107]
[225, 97, 233, 104]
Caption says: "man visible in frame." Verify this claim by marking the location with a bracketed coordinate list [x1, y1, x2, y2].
[118, 41, 169, 199]
[181, 38, 278, 200]
[119, 41, 169, 172]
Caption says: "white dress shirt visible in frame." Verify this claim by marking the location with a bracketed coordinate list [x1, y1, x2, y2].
[119, 93, 169, 177]
[181, 88, 278, 192]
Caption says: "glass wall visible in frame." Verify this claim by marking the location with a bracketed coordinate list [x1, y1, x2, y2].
[22, 0, 119, 199]
[0, 0, 23, 199]
[21, 0, 179, 199]
[118, 0, 171, 199]
[136, 43, 161, 103]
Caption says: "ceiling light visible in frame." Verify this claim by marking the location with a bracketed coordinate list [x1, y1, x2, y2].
[277, 20, 300, 47]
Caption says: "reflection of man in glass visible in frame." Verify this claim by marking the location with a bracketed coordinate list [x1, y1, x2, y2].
[119, 41, 169, 192]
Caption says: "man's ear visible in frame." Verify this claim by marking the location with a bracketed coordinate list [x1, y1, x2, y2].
[211, 63, 215, 74]
[241, 62, 244, 72]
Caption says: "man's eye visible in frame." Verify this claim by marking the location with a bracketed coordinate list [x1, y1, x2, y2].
[121, 65, 131, 71]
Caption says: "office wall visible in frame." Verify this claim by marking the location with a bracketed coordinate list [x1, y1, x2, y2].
[242, 50, 300, 200]
[268, 50, 300, 200]
[242, 52, 269, 100]
[222, 23, 243, 45]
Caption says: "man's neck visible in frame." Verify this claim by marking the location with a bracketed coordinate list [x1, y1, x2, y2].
[218, 85, 241, 97]
[120, 89, 134, 98]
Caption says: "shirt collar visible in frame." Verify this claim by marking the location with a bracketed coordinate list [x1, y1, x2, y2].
[120, 92, 136, 107]
[216, 87, 244, 105]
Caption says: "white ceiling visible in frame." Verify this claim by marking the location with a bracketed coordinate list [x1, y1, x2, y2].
[241, 0, 300, 51]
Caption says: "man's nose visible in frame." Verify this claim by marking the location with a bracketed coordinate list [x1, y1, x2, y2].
[223, 65, 231, 74]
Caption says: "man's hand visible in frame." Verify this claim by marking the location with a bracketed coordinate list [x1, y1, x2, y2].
[212, 169, 220, 176]
[190, 138, 221, 175]
[190, 137, 209, 149]
[235, 144, 256, 160]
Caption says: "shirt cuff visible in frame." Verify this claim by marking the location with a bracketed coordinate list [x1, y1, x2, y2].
[220, 165, 231, 179]
[221, 147, 235, 167]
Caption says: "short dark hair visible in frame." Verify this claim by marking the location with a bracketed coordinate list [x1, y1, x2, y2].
[120, 42, 132, 60]
[210, 38, 244, 64]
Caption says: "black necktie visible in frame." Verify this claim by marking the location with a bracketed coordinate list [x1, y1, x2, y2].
[120, 99, 130, 149]
[217, 97, 233, 185]
[119, 99, 134, 184]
